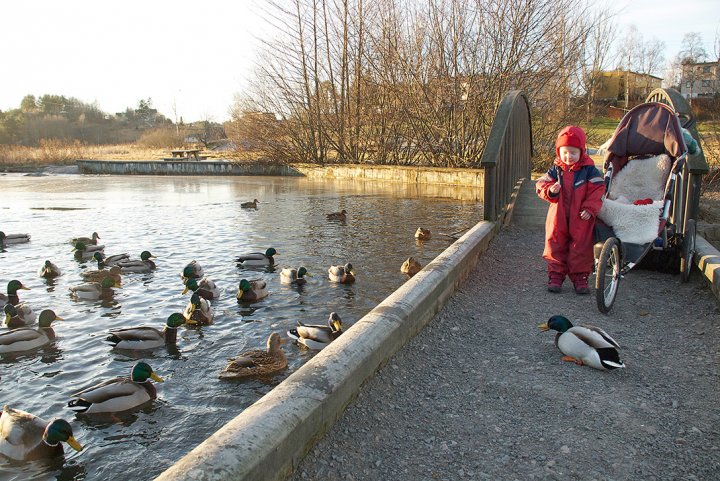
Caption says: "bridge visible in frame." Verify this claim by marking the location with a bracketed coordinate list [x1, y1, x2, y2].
[155, 90, 720, 481]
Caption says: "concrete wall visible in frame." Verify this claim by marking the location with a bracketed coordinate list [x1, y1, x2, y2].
[76, 160, 485, 188]
[154, 219, 501, 481]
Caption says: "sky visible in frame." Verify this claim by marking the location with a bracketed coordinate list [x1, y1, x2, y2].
[1, 0, 718, 123]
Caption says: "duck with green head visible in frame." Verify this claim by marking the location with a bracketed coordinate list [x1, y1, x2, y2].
[0, 309, 63, 353]
[117, 251, 157, 273]
[4, 303, 37, 329]
[236, 278, 269, 302]
[106, 313, 185, 350]
[287, 312, 343, 350]
[219, 332, 287, 379]
[183, 277, 221, 300]
[67, 361, 164, 414]
[0, 231, 31, 246]
[69, 277, 121, 300]
[280, 267, 310, 285]
[73, 241, 105, 260]
[181, 260, 204, 281]
[0, 279, 31, 306]
[183, 292, 214, 325]
[236, 248, 278, 267]
[538, 315, 625, 371]
[38, 259, 62, 278]
[0, 406, 83, 461]
[328, 263, 355, 283]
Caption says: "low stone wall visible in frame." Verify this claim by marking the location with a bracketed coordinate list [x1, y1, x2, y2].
[75, 160, 485, 188]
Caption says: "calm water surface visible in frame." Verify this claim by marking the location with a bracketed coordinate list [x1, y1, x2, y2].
[0, 173, 482, 480]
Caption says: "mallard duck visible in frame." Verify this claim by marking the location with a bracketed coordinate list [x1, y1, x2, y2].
[183, 277, 221, 300]
[70, 232, 100, 245]
[236, 278, 269, 302]
[0, 279, 31, 306]
[0, 310, 62, 353]
[236, 248, 278, 267]
[117, 251, 157, 273]
[328, 263, 355, 283]
[67, 361, 163, 414]
[81, 265, 122, 284]
[287, 312, 343, 350]
[69, 277, 120, 300]
[241, 198, 259, 209]
[73, 241, 105, 260]
[4, 303, 36, 329]
[106, 313, 185, 350]
[96, 251, 130, 267]
[0, 231, 31, 246]
[280, 267, 310, 285]
[38, 259, 62, 278]
[183, 292, 214, 325]
[538, 315, 625, 371]
[181, 260, 204, 281]
[0, 406, 82, 461]
[414, 227, 432, 240]
[326, 209, 347, 221]
[401, 257, 422, 276]
[218, 333, 287, 379]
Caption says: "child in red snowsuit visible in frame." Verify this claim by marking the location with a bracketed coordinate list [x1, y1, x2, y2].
[536, 126, 604, 294]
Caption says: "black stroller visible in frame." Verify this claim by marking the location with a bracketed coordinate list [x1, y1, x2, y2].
[593, 101, 697, 313]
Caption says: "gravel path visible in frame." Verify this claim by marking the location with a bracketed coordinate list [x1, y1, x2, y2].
[288, 225, 720, 481]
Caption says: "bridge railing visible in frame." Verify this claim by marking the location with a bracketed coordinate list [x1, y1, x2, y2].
[481, 90, 533, 222]
[646, 88, 709, 224]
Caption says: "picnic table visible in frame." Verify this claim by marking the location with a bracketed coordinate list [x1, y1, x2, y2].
[164, 149, 204, 161]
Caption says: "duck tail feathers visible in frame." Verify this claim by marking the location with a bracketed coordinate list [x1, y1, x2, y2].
[67, 399, 91, 413]
[287, 329, 300, 341]
[597, 347, 625, 370]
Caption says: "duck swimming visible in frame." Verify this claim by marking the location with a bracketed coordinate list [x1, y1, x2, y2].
[241, 198, 259, 208]
[401, 257, 422, 276]
[4, 303, 36, 329]
[69, 277, 121, 300]
[326, 209, 347, 221]
[67, 361, 164, 414]
[38, 260, 62, 278]
[219, 333, 287, 379]
[0, 279, 31, 306]
[181, 260, 204, 281]
[106, 313, 186, 350]
[280, 267, 310, 285]
[236, 248, 278, 267]
[414, 228, 432, 240]
[183, 277, 221, 300]
[117, 251, 157, 273]
[70, 232, 100, 245]
[73, 241, 105, 260]
[287, 312, 343, 350]
[538, 315, 625, 371]
[81, 265, 122, 284]
[183, 292, 214, 325]
[236, 279, 269, 302]
[328, 263, 355, 283]
[0, 310, 62, 353]
[0, 406, 82, 461]
[0, 231, 31, 246]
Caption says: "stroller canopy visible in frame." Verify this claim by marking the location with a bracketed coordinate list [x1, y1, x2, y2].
[603, 102, 687, 173]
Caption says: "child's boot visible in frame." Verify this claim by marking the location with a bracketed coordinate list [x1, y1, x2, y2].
[548, 272, 564, 293]
[571, 273, 590, 295]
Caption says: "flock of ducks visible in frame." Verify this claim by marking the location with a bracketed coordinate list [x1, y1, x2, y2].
[0, 215, 366, 462]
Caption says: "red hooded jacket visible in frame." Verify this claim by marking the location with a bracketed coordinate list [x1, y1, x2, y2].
[536, 126, 604, 275]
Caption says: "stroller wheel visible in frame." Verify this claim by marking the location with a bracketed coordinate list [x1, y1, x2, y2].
[596, 237, 621, 314]
[680, 219, 696, 283]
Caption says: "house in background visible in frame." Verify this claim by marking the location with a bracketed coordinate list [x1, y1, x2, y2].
[680, 61, 720, 99]
[595, 70, 663, 103]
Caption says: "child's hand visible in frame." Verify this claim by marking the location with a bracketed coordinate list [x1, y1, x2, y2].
[579, 209, 591, 220]
[549, 182, 561, 194]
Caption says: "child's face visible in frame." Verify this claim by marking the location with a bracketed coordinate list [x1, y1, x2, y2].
[558, 146, 581, 165]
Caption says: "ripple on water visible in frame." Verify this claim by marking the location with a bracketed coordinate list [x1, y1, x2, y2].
[0, 174, 482, 480]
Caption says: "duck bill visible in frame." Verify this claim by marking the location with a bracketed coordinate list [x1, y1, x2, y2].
[66, 436, 83, 452]
[182, 286, 190, 295]
[236, 289, 245, 300]
[20, 285, 31, 291]
[150, 373, 164, 383]
[55, 315, 65, 321]
[537, 322, 550, 332]
[332, 320, 342, 331]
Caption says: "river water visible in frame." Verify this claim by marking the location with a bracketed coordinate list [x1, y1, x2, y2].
[0, 173, 482, 480]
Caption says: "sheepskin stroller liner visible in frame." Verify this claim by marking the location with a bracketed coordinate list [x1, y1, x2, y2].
[593, 102, 689, 313]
